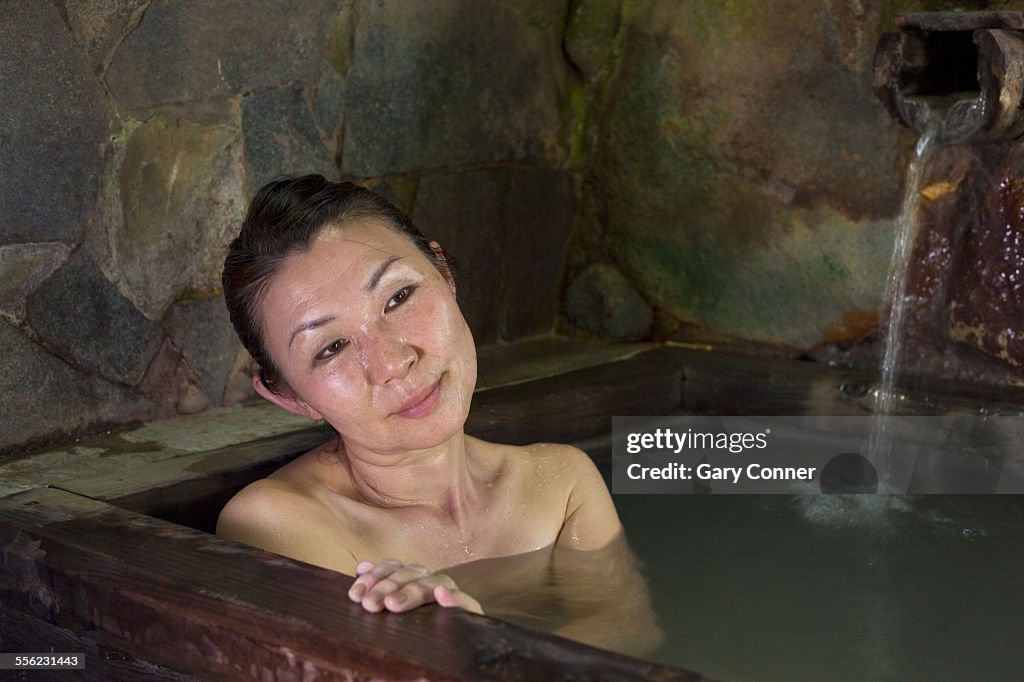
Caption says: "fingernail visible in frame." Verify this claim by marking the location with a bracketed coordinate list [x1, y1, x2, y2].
[349, 585, 365, 601]
[391, 592, 407, 605]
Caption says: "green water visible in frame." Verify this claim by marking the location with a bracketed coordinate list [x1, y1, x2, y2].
[616, 494, 1024, 682]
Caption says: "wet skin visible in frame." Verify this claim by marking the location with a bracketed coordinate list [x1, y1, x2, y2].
[216, 220, 659, 651]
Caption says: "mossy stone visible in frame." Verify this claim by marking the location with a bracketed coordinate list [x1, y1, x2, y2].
[565, 263, 652, 341]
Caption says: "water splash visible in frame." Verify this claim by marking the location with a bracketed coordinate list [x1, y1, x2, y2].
[791, 493, 915, 528]
[865, 124, 940, 489]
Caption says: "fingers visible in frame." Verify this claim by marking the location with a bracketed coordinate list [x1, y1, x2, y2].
[383, 577, 437, 612]
[349, 559, 429, 612]
[347, 559, 481, 614]
[434, 585, 484, 615]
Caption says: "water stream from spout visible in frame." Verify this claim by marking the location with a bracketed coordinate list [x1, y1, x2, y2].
[865, 123, 939, 489]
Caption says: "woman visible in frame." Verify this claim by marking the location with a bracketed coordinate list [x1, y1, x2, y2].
[218, 175, 659, 652]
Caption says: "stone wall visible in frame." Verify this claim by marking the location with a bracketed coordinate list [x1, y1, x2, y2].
[6, 0, 1021, 456]
[556, 0, 1024, 387]
[561, 0, 916, 346]
[1, 0, 575, 456]
[560, 0, 1024, 358]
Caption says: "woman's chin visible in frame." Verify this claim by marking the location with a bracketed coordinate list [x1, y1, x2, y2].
[341, 410, 466, 455]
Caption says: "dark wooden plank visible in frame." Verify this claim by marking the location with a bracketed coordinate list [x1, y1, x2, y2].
[0, 488, 707, 682]
[676, 349, 873, 416]
[467, 346, 685, 444]
[676, 346, 1024, 416]
[0, 607, 199, 682]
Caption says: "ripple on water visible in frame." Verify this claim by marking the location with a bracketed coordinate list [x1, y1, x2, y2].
[790, 493, 916, 528]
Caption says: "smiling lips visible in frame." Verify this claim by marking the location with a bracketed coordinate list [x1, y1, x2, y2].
[394, 377, 442, 418]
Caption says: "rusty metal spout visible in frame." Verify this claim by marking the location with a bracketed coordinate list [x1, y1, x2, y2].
[875, 12, 1024, 143]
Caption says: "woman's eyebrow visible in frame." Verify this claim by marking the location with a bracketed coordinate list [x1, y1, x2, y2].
[287, 256, 405, 349]
[288, 315, 335, 349]
[364, 256, 402, 292]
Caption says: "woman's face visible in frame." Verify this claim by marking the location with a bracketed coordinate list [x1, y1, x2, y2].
[258, 219, 477, 455]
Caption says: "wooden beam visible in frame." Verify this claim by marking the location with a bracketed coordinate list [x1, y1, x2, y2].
[0, 607, 199, 682]
[0, 488, 706, 681]
[467, 345, 684, 445]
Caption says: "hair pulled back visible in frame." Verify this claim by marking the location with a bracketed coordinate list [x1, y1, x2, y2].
[222, 175, 436, 395]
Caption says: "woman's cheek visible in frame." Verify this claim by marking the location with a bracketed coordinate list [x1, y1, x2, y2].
[410, 293, 450, 343]
[314, 362, 363, 409]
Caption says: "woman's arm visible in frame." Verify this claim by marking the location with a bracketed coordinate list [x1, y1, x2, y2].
[555, 446, 624, 550]
[550, 534, 664, 656]
[551, 446, 664, 656]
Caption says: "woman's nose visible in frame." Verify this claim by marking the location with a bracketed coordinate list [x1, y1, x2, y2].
[361, 332, 416, 385]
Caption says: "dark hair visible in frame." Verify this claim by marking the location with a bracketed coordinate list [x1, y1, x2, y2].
[222, 175, 441, 395]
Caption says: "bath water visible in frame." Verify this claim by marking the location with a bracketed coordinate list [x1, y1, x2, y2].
[615, 493, 1024, 681]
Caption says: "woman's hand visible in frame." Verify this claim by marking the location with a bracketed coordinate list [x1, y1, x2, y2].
[347, 559, 484, 614]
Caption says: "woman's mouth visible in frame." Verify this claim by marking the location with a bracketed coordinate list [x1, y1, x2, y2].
[394, 377, 442, 419]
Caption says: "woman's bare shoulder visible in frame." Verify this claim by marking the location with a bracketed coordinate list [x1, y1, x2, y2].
[215, 464, 360, 573]
[216, 476, 324, 543]
[515, 441, 599, 475]
[476, 439, 605, 502]
[219, 445, 332, 515]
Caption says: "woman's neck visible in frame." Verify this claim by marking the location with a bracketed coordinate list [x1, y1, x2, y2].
[338, 432, 483, 523]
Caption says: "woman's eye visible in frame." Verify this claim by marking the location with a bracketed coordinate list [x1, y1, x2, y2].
[315, 339, 346, 362]
[386, 285, 416, 311]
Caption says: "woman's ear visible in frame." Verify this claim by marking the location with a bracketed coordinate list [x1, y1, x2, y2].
[251, 375, 323, 421]
[429, 241, 456, 294]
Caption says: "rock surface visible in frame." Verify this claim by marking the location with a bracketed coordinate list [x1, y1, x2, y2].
[413, 168, 508, 345]
[163, 295, 240, 405]
[567, 0, 911, 348]
[0, 321, 153, 450]
[97, 114, 246, 319]
[26, 250, 163, 385]
[0, 1, 111, 245]
[0, 243, 72, 325]
[565, 263, 652, 341]
[106, 0, 343, 110]
[241, 86, 338, 192]
[503, 170, 574, 339]
[58, 0, 149, 76]
[341, 0, 568, 176]
[138, 340, 211, 416]
[16, 0, 1010, 457]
